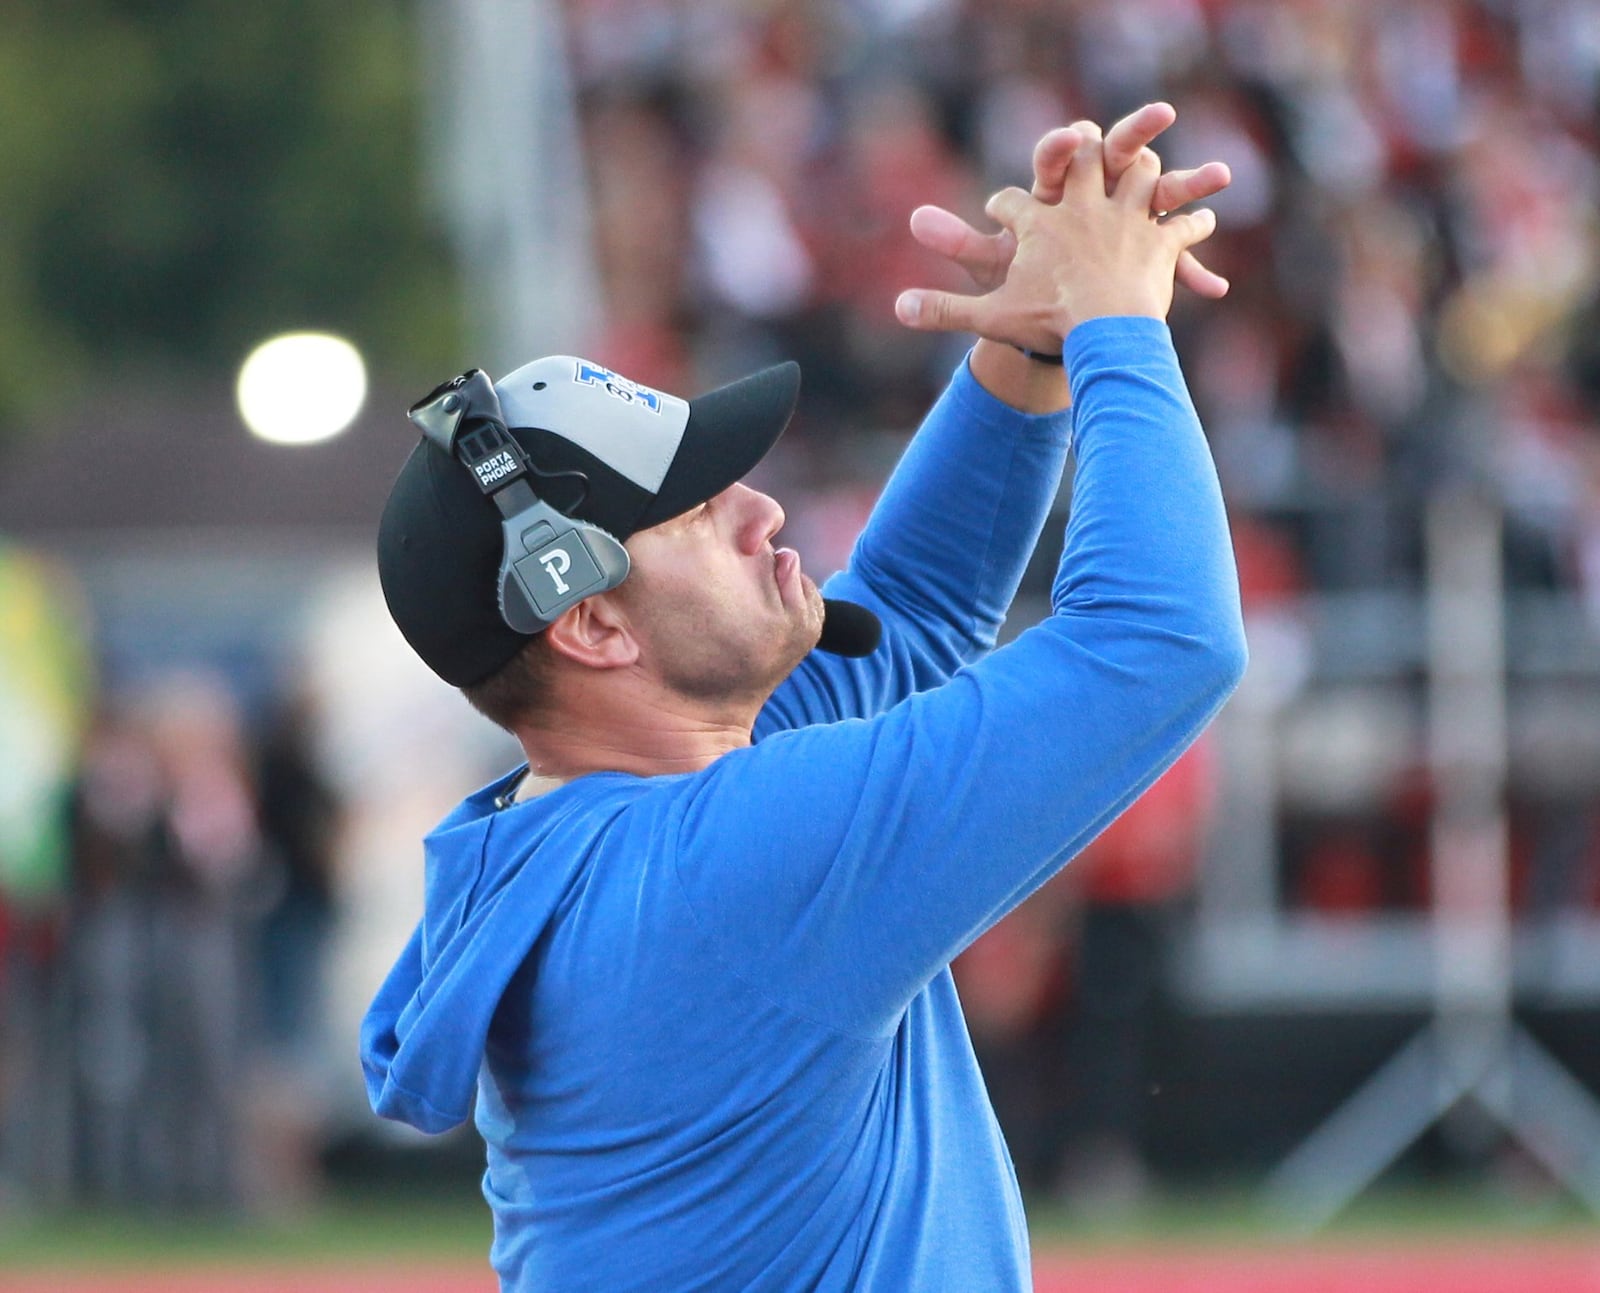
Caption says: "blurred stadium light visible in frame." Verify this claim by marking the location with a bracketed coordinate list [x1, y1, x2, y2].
[237, 332, 368, 446]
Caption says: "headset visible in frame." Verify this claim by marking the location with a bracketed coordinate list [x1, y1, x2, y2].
[408, 369, 631, 635]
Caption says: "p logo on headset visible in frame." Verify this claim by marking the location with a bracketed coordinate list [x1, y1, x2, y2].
[408, 370, 631, 634]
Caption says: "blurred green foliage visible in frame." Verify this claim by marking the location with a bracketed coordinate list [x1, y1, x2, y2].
[0, 1, 461, 447]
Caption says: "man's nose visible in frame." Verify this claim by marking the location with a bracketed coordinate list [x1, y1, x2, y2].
[725, 482, 786, 552]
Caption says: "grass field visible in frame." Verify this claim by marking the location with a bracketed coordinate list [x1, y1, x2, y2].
[2, 1186, 1597, 1291]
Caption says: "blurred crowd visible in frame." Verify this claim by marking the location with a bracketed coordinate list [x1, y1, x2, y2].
[5, 0, 1600, 1221]
[0, 670, 341, 1217]
[566, 0, 1600, 598]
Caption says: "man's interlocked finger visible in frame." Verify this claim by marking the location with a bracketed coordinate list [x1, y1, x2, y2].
[1152, 162, 1232, 217]
[896, 287, 988, 336]
[1109, 145, 1163, 214]
[1165, 206, 1219, 251]
[1030, 126, 1082, 203]
[983, 186, 1035, 232]
[1102, 101, 1175, 182]
[1059, 121, 1105, 196]
[1177, 249, 1230, 299]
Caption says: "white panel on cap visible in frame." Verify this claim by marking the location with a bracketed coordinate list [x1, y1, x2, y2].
[494, 355, 690, 494]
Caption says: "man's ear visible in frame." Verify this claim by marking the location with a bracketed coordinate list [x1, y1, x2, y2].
[543, 593, 639, 670]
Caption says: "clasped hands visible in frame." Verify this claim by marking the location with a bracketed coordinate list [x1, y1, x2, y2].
[895, 103, 1230, 354]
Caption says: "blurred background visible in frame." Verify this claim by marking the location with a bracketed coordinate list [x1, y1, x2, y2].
[3, 0, 1600, 1286]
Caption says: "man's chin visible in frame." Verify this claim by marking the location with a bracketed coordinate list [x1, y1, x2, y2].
[774, 593, 825, 681]
[801, 592, 827, 656]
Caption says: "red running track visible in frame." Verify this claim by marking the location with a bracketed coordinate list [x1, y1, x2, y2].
[1033, 1238, 1600, 1293]
[7, 1240, 1600, 1292]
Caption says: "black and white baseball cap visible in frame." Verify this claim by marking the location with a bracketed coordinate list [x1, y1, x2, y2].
[378, 356, 800, 687]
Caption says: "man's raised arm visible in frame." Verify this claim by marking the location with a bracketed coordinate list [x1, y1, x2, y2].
[759, 106, 1233, 734]
[685, 131, 1244, 1034]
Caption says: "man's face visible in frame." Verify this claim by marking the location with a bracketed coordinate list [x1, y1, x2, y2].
[616, 482, 825, 708]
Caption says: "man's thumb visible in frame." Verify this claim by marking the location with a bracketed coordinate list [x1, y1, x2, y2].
[895, 288, 982, 334]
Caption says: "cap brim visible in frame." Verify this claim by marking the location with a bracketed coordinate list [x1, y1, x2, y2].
[632, 361, 800, 530]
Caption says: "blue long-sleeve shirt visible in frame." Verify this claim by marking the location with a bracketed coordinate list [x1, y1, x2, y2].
[361, 317, 1247, 1291]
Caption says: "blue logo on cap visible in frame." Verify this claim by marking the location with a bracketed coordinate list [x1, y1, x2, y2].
[574, 361, 662, 414]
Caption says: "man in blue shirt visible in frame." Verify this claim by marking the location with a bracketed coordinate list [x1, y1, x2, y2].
[364, 105, 1245, 1290]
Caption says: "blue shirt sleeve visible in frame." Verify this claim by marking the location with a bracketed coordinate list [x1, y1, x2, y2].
[672, 318, 1247, 1038]
[754, 353, 1074, 734]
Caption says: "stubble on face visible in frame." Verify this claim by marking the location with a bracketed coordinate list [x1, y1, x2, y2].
[615, 549, 823, 715]
[647, 577, 822, 709]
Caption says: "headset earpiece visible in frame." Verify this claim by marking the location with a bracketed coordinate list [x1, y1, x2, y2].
[497, 500, 630, 634]
[408, 370, 631, 635]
